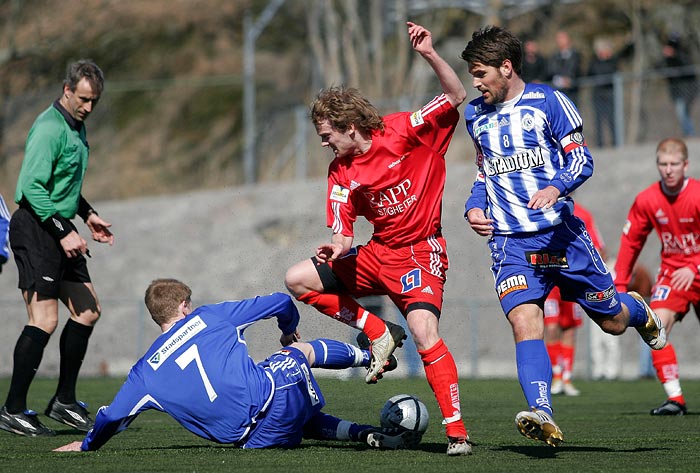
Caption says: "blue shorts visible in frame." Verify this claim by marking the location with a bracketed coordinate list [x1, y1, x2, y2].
[489, 214, 620, 319]
[243, 347, 325, 448]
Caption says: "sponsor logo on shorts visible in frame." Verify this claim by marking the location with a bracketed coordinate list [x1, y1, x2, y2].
[525, 250, 568, 268]
[585, 285, 616, 302]
[651, 285, 671, 302]
[497, 274, 528, 299]
[300, 363, 321, 406]
[401, 268, 422, 293]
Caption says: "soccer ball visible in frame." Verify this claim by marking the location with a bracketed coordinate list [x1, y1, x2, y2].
[380, 394, 429, 433]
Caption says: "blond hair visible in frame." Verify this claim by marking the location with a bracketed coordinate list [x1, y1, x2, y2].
[310, 86, 384, 134]
[656, 137, 688, 161]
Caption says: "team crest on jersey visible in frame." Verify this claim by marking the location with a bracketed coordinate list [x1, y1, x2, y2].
[521, 113, 535, 132]
[401, 268, 422, 293]
[410, 110, 425, 127]
[350, 180, 361, 191]
[330, 184, 349, 203]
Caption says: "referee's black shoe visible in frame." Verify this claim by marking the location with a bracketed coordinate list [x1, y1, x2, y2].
[45, 397, 95, 432]
[0, 406, 56, 437]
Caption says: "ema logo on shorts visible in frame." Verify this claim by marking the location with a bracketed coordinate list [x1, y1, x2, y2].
[497, 275, 528, 299]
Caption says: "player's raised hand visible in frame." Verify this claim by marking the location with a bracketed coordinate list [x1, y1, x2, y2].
[407, 22, 434, 55]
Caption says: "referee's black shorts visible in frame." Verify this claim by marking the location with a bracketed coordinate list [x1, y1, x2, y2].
[9, 207, 91, 298]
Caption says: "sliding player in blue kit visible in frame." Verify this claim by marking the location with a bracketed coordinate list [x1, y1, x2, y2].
[54, 279, 419, 452]
[460, 26, 667, 447]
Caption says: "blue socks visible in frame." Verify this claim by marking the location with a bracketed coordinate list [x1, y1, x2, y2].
[515, 339, 553, 415]
[618, 292, 647, 327]
[308, 339, 368, 369]
[302, 412, 372, 441]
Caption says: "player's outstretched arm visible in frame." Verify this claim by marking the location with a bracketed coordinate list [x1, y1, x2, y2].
[53, 441, 83, 452]
[407, 21, 466, 108]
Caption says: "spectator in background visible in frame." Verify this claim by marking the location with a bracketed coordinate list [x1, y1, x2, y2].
[522, 39, 549, 84]
[662, 33, 698, 136]
[548, 30, 582, 105]
[587, 38, 624, 147]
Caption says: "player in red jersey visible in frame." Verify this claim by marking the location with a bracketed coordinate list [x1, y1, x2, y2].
[545, 202, 607, 396]
[285, 22, 470, 456]
[614, 137, 700, 416]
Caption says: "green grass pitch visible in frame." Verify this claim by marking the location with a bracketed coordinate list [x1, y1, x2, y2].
[1, 377, 699, 472]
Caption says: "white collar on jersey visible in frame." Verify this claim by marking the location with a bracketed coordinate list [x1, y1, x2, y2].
[495, 90, 524, 111]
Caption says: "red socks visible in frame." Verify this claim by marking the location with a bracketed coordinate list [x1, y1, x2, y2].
[419, 339, 467, 439]
[296, 291, 386, 339]
[652, 343, 685, 404]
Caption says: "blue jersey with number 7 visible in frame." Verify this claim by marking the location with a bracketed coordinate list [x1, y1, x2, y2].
[81, 292, 300, 450]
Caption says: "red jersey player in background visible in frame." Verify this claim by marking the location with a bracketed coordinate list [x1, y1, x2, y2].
[285, 22, 471, 456]
[545, 202, 607, 396]
[614, 137, 700, 416]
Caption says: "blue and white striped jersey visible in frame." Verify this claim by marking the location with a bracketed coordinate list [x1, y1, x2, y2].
[464, 83, 593, 234]
[81, 292, 300, 451]
[0, 194, 9, 263]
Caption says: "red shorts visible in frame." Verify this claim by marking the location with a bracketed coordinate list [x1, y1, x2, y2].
[650, 270, 700, 318]
[544, 286, 583, 329]
[324, 234, 448, 315]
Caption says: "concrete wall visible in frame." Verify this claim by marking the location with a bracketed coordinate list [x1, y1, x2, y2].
[1, 136, 699, 381]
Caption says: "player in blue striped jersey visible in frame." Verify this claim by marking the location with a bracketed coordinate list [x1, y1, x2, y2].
[53, 279, 419, 452]
[460, 26, 667, 447]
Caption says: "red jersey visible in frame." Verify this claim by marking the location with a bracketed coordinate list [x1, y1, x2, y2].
[574, 203, 605, 251]
[614, 178, 700, 290]
[326, 94, 459, 247]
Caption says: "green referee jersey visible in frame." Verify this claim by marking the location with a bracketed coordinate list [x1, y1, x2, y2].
[14, 103, 89, 221]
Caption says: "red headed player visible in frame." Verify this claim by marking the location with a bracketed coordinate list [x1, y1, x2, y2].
[285, 22, 470, 455]
[545, 202, 607, 396]
[614, 137, 700, 416]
